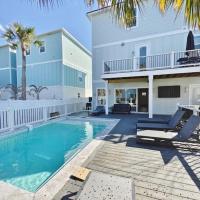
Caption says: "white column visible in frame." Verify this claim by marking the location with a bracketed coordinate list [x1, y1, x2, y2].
[105, 80, 109, 115]
[148, 75, 153, 118]
[170, 51, 175, 68]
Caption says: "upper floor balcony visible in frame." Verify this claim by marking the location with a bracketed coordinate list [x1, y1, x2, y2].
[102, 49, 200, 79]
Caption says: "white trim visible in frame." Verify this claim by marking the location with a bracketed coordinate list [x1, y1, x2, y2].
[101, 65, 200, 79]
[93, 29, 188, 49]
[96, 87, 106, 106]
[17, 59, 62, 68]
[63, 59, 88, 74]
[93, 79, 105, 84]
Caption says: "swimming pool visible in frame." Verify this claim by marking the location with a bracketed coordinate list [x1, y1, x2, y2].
[0, 119, 107, 192]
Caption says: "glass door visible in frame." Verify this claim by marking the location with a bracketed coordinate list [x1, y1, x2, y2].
[115, 88, 137, 112]
[135, 45, 148, 70]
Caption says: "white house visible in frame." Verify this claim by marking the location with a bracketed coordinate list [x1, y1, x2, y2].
[88, 0, 200, 117]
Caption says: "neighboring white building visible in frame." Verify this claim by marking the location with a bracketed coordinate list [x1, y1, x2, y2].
[88, 0, 200, 117]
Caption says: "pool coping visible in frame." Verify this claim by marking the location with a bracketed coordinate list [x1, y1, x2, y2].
[0, 116, 120, 200]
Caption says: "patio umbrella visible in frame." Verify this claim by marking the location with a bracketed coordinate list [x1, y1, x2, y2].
[186, 31, 195, 56]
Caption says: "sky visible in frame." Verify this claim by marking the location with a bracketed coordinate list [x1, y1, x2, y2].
[0, 0, 95, 51]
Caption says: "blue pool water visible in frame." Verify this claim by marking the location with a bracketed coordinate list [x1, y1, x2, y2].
[0, 120, 107, 192]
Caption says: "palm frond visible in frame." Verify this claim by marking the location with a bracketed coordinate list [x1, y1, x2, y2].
[27, 0, 62, 8]
[34, 40, 43, 47]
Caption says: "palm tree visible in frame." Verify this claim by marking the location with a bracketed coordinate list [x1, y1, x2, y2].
[30, 0, 200, 29]
[29, 85, 48, 100]
[5, 84, 22, 100]
[1, 23, 42, 100]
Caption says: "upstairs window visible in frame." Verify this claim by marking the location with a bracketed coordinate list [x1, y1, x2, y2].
[26, 48, 30, 56]
[194, 36, 200, 49]
[39, 42, 45, 53]
[126, 8, 137, 28]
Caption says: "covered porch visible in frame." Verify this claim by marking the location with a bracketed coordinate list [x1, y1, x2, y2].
[101, 72, 200, 118]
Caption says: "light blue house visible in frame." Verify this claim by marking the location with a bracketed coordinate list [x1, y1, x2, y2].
[16, 28, 92, 100]
[0, 45, 17, 87]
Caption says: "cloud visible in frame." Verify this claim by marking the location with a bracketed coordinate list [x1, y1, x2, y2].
[0, 24, 5, 32]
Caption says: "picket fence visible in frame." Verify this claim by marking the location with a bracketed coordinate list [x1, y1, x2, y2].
[0, 99, 87, 132]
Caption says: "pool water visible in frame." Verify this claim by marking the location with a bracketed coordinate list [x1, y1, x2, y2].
[0, 120, 107, 192]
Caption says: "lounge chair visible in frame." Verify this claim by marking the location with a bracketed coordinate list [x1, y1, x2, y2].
[136, 110, 185, 131]
[137, 109, 182, 124]
[136, 115, 200, 142]
[90, 106, 105, 116]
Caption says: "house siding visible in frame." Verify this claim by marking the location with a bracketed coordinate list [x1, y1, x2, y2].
[17, 61, 62, 87]
[91, 0, 186, 46]
[63, 65, 86, 88]
[90, 1, 200, 115]
[62, 32, 92, 97]
[0, 46, 17, 86]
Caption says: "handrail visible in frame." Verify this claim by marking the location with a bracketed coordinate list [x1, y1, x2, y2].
[103, 49, 200, 74]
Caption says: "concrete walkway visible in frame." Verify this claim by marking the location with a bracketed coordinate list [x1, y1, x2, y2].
[53, 113, 200, 200]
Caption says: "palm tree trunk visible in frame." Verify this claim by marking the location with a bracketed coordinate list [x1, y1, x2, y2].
[21, 48, 26, 100]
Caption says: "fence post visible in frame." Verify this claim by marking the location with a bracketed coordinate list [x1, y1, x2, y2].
[64, 104, 68, 115]
[133, 57, 137, 71]
[170, 51, 175, 68]
[43, 106, 48, 121]
[8, 107, 14, 131]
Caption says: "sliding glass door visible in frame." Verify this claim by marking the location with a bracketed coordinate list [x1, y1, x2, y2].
[115, 88, 137, 111]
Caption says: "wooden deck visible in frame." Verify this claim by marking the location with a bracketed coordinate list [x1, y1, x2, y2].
[53, 114, 200, 200]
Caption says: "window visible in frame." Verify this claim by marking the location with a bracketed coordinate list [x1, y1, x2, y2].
[115, 88, 137, 111]
[158, 86, 180, 98]
[194, 36, 200, 49]
[39, 42, 45, 53]
[97, 89, 106, 106]
[26, 48, 30, 56]
[126, 8, 137, 28]
[139, 46, 147, 69]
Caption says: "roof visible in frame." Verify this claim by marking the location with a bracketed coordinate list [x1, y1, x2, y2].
[87, 6, 111, 19]
[0, 44, 10, 49]
[37, 28, 92, 57]
[0, 28, 92, 57]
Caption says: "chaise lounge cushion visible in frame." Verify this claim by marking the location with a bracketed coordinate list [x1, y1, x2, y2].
[137, 129, 178, 140]
[112, 104, 131, 114]
[136, 115, 200, 142]
[137, 110, 185, 131]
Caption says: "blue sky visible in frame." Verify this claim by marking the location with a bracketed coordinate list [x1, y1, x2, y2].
[0, 0, 95, 51]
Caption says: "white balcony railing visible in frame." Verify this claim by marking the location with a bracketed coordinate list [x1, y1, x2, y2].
[104, 49, 200, 74]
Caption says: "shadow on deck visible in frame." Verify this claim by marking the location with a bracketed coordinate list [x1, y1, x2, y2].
[54, 113, 200, 200]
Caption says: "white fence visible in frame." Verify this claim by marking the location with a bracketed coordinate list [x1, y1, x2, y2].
[104, 49, 200, 74]
[0, 99, 87, 132]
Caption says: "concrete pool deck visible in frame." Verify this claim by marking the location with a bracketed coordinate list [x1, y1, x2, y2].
[53, 113, 200, 200]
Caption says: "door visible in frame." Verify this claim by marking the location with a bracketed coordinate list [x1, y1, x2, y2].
[135, 45, 148, 69]
[138, 88, 148, 112]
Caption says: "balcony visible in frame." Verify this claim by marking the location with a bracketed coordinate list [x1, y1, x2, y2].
[103, 49, 200, 78]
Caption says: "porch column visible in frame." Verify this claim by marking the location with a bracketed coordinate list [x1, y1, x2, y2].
[148, 75, 153, 118]
[105, 80, 109, 115]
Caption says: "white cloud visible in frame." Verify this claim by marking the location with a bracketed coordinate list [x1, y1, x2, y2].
[0, 24, 5, 32]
